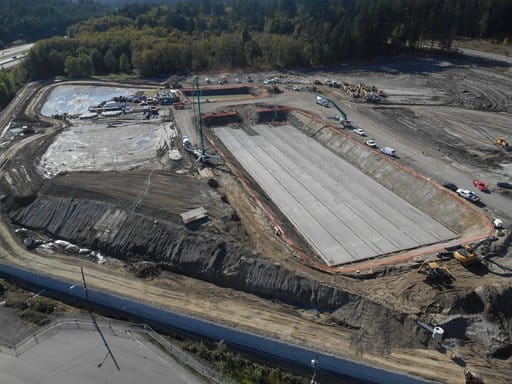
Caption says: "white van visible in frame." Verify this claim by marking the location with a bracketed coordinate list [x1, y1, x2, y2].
[380, 147, 396, 156]
[315, 96, 329, 107]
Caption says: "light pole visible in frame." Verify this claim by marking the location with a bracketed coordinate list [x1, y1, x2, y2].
[310, 354, 319, 384]
[192, 76, 205, 160]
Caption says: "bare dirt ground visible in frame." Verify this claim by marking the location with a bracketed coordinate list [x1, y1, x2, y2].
[1, 52, 512, 384]
[454, 38, 512, 61]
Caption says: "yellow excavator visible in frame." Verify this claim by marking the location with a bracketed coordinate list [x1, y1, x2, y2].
[495, 137, 509, 150]
[444, 236, 497, 266]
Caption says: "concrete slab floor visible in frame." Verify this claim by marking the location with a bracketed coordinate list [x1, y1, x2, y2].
[215, 124, 456, 266]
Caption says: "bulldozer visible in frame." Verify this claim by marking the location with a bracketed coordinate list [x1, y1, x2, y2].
[267, 84, 283, 94]
[444, 236, 497, 266]
[418, 261, 453, 284]
[495, 137, 509, 150]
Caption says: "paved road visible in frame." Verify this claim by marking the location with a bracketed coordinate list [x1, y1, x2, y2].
[0, 82, 39, 140]
[0, 43, 34, 69]
[216, 124, 454, 265]
[0, 328, 205, 384]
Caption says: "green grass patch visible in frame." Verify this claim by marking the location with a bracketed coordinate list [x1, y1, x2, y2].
[5, 293, 56, 325]
[181, 340, 308, 384]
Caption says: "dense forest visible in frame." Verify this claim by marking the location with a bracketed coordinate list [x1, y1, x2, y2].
[0, 0, 110, 107]
[0, 0, 108, 48]
[23, 0, 512, 80]
[95, 0, 182, 6]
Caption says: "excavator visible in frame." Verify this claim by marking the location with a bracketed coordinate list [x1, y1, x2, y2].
[418, 261, 453, 284]
[310, 92, 352, 128]
[443, 236, 497, 266]
[495, 137, 509, 150]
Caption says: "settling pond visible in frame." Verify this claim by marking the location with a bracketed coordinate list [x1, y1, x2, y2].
[41, 85, 141, 116]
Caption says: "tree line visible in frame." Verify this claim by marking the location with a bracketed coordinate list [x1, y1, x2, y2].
[0, 0, 488, 103]
[0, 0, 108, 48]
[22, 0, 512, 81]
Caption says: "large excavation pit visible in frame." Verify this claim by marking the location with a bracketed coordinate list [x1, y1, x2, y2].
[215, 124, 456, 266]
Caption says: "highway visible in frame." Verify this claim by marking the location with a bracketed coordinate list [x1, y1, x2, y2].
[0, 43, 34, 69]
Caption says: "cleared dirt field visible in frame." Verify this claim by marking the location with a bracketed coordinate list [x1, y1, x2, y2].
[1, 51, 512, 384]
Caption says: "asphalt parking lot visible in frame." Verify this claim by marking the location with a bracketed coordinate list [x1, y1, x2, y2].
[0, 328, 205, 384]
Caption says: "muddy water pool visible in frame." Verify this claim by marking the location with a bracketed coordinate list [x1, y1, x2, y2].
[41, 85, 139, 116]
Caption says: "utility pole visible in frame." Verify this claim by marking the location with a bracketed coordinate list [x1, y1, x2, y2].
[192, 76, 205, 160]
[81, 267, 120, 371]
[310, 354, 319, 384]
[272, 80, 277, 121]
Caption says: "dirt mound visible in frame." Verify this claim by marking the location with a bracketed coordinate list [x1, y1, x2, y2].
[7, 191, 435, 353]
[41, 171, 234, 223]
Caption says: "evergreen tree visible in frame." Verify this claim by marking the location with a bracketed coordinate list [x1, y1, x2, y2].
[119, 53, 131, 73]
[104, 49, 118, 73]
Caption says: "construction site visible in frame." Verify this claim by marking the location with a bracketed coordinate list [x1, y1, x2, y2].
[0, 52, 512, 383]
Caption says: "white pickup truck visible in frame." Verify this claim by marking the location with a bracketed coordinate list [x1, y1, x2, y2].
[315, 96, 329, 107]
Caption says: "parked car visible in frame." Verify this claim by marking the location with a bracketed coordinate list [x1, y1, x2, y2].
[497, 181, 512, 189]
[456, 188, 480, 203]
[354, 128, 366, 136]
[235, 78, 241, 83]
[380, 147, 396, 156]
[472, 180, 489, 192]
[443, 182, 458, 192]
[315, 96, 329, 107]
[365, 139, 377, 148]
